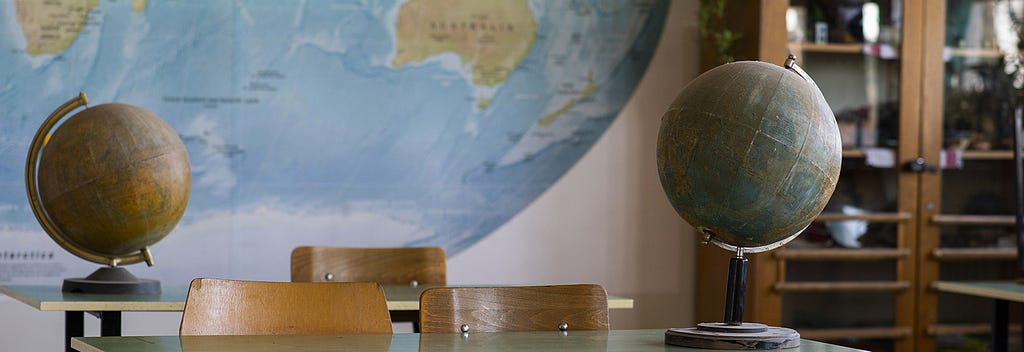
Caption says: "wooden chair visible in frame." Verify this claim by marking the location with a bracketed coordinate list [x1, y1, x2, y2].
[290, 246, 446, 285]
[179, 278, 392, 335]
[418, 284, 610, 333]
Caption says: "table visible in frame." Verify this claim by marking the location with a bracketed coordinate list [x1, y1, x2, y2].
[934, 281, 1024, 352]
[0, 285, 633, 352]
[70, 329, 867, 352]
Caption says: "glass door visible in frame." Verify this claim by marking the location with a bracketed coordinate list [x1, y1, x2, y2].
[919, 1, 1024, 351]
[778, 1, 922, 351]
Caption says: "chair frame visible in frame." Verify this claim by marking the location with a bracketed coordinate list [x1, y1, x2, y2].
[418, 284, 610, 333]
[179, 278, 392, 335]
[290, 246, 446, 285]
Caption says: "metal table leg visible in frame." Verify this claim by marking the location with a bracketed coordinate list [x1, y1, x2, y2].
[994, 299, 1008, 352]
[65, 311, 83, 352]
[98, 311, 122, 336]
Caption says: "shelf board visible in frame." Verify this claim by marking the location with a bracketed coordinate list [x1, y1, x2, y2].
[841, 149, 866, 158]
[927, 323, 1021, 336]
[931, 214, 1015, 226]
[840, 149, 1022, 160]
[960, 150, 1019, 160]
[775, 281, 910, 292]
[797, 326, 912, 340]
[790, 42, 864, 54]
[814, 212, 911, 223]
[947, 47, 1004, 59]
[775, 248, 910, 261]
[931, 247, 1016, 261]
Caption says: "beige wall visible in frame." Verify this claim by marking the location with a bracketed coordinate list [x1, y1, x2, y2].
[0, 1, 700, 349]
[447, 0, 699, 329]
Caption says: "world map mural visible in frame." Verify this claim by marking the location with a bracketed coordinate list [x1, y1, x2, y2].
[0, 0, 667, 284]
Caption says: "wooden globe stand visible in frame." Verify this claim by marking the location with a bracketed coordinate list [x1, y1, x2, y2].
[665, 232, 800, 349]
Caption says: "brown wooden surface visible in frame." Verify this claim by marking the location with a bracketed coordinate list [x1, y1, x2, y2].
[927, 323, 1023, 336]
[896, 2, 926, 351]
[931, 214, 1016, 226]
[774, 281, 911, 292]
[775, 248, 910, 261]
[931, 247, 1017, 261]
[290, 246, 446, 285]
[813, 212, 912, 222]
[179, 278, 392, 336]
[753, 1, 788, 328]
[915, 0, 948, 350]
[418, 284, 609, 333]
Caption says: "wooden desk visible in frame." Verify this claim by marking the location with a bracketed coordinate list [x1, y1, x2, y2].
[71, 329, 867, 352]
[934, 281, 1024, 352]
[1, 285, 633, 352]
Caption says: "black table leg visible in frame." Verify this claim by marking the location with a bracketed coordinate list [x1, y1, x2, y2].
[98, 311, 122, 336]
[65, 311, 83, 352]
[389, 311, 420, 333]
[994, 299, 1008, 352]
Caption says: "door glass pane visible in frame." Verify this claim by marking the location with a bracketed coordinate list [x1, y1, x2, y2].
[940, 2, 1022, 350]
[786, 0, 902, 250]
[781, 2, 905, 351]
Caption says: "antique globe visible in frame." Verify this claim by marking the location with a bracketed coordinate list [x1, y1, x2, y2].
[26, 92, 191, 294]
[658, 57, 841, 349]
[657, 59, 841, 251]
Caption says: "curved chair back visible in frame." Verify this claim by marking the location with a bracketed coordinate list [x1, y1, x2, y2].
[419, 284, 609, 333]
[179, 278, 392, 335]
[290, 246, 446, 285]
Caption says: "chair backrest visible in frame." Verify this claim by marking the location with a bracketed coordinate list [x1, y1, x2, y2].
[418, 284, 610, 333]
[290, 246, 446, 285]
[179, 278, 393, 335]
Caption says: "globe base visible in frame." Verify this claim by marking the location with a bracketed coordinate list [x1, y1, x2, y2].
[62, 267, 161, 294]
[665, 323, 799, 350]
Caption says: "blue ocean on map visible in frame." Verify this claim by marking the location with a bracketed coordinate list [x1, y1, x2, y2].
[0, 0, 667, 283]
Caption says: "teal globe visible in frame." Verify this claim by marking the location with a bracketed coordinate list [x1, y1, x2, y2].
[656, 61, 842, 248]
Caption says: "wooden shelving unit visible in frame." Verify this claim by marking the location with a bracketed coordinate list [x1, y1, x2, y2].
[696, 2, 1021, 351]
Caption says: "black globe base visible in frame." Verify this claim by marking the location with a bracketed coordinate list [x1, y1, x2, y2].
[62, 267, 160, 294]
[665, 323, 800, 349]
[665, 256, 798, 349]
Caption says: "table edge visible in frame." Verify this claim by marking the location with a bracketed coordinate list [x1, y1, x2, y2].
[4, 285, 633, 312]
[0, 285, 43, 309]
[934, 281, 1024, 303]
[70, 337, 104, 352]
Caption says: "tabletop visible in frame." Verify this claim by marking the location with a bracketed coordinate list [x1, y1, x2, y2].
[71, 329, 867, 352]
[933, 280, 1024, 303]
[0, 284, 634, 311]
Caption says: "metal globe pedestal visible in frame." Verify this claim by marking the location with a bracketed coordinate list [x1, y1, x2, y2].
[63, 266, 161, 294]
[664, 233, 800, 350]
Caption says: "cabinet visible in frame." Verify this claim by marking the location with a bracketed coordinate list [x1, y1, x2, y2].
[694, 1, 1021, 351]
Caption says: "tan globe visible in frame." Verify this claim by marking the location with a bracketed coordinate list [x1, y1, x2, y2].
[26, 93, 191, 270]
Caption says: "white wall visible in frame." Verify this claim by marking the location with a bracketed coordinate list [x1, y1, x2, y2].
[0, 1, 700, 349]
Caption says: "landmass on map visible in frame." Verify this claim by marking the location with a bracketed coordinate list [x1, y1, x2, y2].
[391, 0, 537, 108]
[15, 0, 147, 56]
[538, 71, 598, 126]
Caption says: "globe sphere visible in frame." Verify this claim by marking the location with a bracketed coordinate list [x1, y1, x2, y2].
[33, 102, 191, 260]
[656, 60, 841, 248]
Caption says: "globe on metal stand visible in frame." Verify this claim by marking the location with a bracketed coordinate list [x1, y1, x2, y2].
[664, 232, 802, 349]
[25, 92, 191, 294]
[656, 56, 842, 349]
